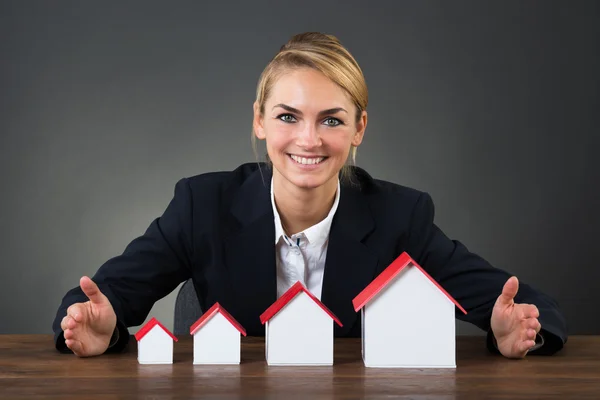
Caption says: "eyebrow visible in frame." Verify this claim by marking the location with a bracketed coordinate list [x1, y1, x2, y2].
[272, 103, 348, 116]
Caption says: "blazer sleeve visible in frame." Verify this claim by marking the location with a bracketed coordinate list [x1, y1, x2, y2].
[406, 192, 567, 355]
[52, 178, 194, 352]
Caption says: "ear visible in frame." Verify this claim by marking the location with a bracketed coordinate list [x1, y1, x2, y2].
[253, 101, 266, 140]
[351, 110, 368, 147]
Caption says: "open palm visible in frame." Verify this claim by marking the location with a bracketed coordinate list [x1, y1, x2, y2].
[61, 276, 117, 357]
[491, 276, 541, 358]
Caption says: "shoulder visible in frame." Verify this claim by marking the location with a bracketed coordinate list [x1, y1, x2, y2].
[346, 166, 436, 229]
[172, 163, 266, 211]
[342, 167, 435, 236]
[348, 166, 428, 205]
[180, 162, 265, 200]
[184, 162, 263, 189]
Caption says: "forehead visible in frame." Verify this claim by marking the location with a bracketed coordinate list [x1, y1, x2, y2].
[267, 68, 353, 111]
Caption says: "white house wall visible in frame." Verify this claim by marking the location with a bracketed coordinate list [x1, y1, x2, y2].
[193, 312, 240, 364]
[137, 327, 174, 364]
[364, 266, 456, 367]
[267, 292, 333, 365]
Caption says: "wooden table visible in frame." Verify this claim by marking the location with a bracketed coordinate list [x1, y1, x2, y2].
[0, 335, 598, 399]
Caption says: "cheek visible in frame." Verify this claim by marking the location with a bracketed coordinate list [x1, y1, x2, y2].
[325, 130, 355, 153]
[265, 122, 295, 150]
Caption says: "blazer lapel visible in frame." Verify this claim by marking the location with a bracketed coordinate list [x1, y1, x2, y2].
[321, 182, 378, 337]
[224, 166, 277, 335]
[224, 166, 378, 337]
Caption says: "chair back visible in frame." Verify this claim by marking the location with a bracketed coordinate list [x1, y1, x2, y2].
[173, 279, 203, 335]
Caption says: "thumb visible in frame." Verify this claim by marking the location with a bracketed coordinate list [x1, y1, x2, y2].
[80, 276, 106, 305]
[498, 276, 519, 305]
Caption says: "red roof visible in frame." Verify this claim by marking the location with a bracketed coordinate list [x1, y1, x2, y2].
[134, 317, 178, 342]
[260, 281, 343, 326]
[352, 252, 467, 314]
[189, 302, 247, 336]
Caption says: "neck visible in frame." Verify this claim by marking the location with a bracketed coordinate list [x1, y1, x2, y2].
[273, 172, 338, 236]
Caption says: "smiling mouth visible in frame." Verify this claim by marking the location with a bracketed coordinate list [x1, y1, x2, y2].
[288, 154, 327, 165]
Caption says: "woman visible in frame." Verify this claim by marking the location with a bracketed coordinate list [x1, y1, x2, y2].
[54, 32, 567, 359]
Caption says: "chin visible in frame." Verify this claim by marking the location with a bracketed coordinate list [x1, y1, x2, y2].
[281, 168, 341, 191]
[291, 178, 326, 190]
[281, 174, 324, 190]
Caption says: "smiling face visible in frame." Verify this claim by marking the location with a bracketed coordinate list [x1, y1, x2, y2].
[253, 67, 367, 192]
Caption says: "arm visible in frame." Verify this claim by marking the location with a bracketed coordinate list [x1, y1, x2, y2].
[52, 178, 194, 353]
[406, 192, 567, 355]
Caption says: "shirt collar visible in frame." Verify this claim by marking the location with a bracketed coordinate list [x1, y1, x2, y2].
[271, 178, 341, 246]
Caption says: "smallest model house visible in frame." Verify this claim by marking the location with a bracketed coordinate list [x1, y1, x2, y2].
[260, 281, 343, 366]
[352, 252, 467, 368]
[189, 302, 247, 364]
[135, 317, 178, 364]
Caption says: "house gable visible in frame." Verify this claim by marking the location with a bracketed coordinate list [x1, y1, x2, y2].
[353, 252, 466, 314]
[139, 324, 174, 344]
[261, 281, 342, 327]
[190, 302, 246, 336]
[268, 291, 332, 329]
[135, 317, 178, 342]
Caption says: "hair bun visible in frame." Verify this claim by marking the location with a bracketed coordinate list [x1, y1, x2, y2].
[281, 32, 342, 51]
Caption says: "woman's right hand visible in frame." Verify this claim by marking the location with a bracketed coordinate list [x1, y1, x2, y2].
[60, 276, 117, 357]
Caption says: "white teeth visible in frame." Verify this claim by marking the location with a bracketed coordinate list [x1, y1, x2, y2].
[290, 155, 324, 165]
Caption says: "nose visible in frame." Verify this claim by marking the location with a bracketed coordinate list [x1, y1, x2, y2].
[296, 123, 322, 150]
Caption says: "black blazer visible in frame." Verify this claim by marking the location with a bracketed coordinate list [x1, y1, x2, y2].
[53, 163, 567, 354]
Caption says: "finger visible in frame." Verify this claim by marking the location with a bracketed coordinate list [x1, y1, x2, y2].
[517, 304, 538, 320]
[499, 276, 519, 305]
[526, 318, 541, 333]
[80, 276, 105, 305]
[63, 328, 74, 340]
[65, 316, 78, 330]
[67, 304, 84, 322]
[518, 339, 536, 354]
[524, 317, 540, 330]
[65, 338, 84, 356]
[526, 328, 537, 340]
[530, 305, 540, 319]
[60, 316, 69, 331]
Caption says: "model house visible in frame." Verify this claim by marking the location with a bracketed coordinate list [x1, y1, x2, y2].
[134, 317, 178, 364]
[352, 252, 467, 368]
[189, 302, 247, 364]
[260, 281, 343, 366]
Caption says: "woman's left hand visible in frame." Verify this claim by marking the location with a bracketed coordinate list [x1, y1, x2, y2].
[491, 276, 542, 358]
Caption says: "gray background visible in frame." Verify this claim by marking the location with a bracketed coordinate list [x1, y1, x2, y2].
[1, 1, 598, 335]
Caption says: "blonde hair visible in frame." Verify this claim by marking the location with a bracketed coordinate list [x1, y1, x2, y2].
[252, 32, 368, 183]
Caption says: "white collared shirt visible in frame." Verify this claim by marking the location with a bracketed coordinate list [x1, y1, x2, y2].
[271, 179, 340, 300]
